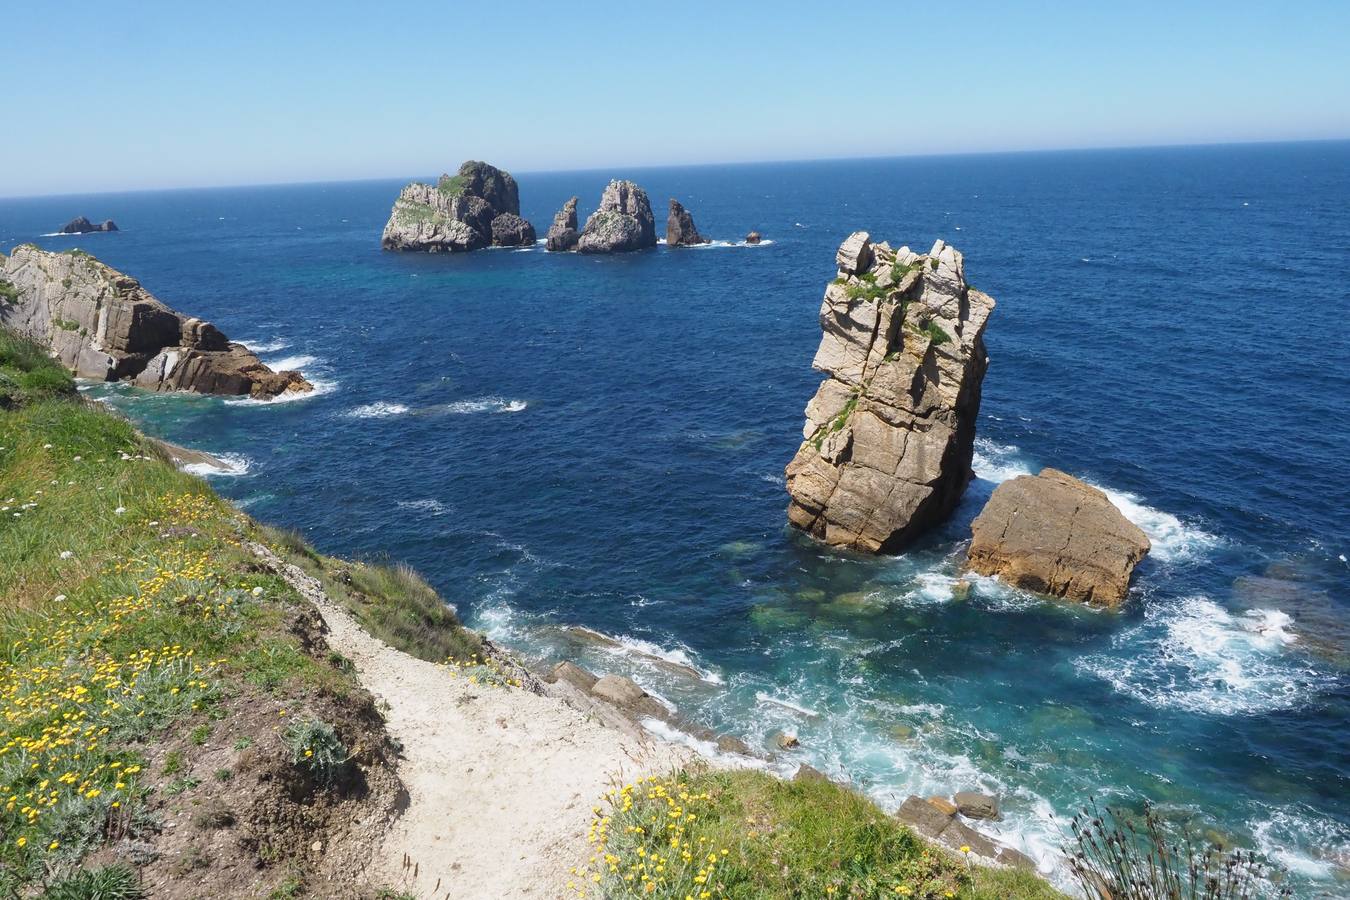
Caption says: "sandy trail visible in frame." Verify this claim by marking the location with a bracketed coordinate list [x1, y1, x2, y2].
[252, 544, 691, 899]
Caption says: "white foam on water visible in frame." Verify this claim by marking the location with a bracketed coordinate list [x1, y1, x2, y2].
[224, 378, 338, 405]
[396, 498, 449, 517]
[599, 634, 724, 685]
[238, 337, 290, 353]
[440, 396, 527, 414]
[346, 401, 409, 419]
[182, 453, 252, 477]
[1251, 807, 1350, 881]
[1076, 596, 1330, 715]
[754, 692, 821, 718]
[688, 238, 776, 249]
[639, 718, 769, 768]
[264, 354, 319, 372]
[971, 438, 1219, 564]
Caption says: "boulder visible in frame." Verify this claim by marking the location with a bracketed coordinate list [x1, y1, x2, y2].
[590, 674, 647, 708]
[714, 734, 753, 756]
[545, 197, 580, 252]
[785, 233, 995, 553]
[58, 216, 118, 234]
[577, 180, 657, 254]
[381, 160, 533, 252]
[548, 661, 598, 692]
[745, 231, 762, 244]
[0, 245, 311, 399]
[967, 469, 1150, 605]
[895, 795, 954, 838]
[925, 796, 958, 817]
[490, 212, 536, 247]
[953, 791, 999, 820]
[666, 199, 708, 246]
[793, 764, 828, 783]
[773, 731, 800, 750]
[937, 819, 999, 858]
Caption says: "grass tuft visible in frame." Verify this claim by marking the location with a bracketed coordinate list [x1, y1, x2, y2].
[39, 863, 145, 900]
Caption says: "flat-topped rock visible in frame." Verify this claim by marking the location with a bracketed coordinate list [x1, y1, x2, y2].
[0, 245, 311, 399]
[967, 468, 1151, 605]
[785, 232, 995, 552]
[577, 180, 657, 254]
[381, 160, 533, 252]
[953, 791, 999, 820]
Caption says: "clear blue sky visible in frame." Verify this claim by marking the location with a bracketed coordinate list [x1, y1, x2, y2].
[3, 0, 1348, 197]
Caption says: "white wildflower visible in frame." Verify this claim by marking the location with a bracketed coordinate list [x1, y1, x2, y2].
[58, 550, 73, 560]
[114, 506, 127, 515]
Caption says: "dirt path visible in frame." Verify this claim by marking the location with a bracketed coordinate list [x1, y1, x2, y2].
[251, 544, 691, 899]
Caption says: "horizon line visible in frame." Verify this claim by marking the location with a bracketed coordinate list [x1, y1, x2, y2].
[5, 135, 1348, 202]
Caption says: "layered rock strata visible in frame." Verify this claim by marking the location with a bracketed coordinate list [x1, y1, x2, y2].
[785, 232, 994, 552]
[0, 245, 311, 398]
[665, 199, 708, 246]
[576, 180, 657, 254]
[967, 468, 1150, 605]
[381, 160, 534, 252]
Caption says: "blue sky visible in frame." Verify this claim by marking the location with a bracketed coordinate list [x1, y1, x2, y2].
[3, 0, 1348, 197]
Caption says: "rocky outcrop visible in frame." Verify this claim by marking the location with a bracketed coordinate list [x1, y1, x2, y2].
[576, 180, 657, 254]
[59, 216, 118, 234]
[666, 199, 708, 246]
[785, 232, 995, 553]
[0, 245, 311, 399]
[545, 197, 579, 252]
[745, 231, 762, 245]
[967, 468, 1150, 605]
[380, 160, 533, 252]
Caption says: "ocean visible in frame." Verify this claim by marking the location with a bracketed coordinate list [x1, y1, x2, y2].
[3, 141, 1347, 894]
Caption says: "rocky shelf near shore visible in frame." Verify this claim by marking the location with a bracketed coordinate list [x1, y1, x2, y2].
[0, 245, 311, 398]
[785, 231, 995, 552]
[381, 160, 535, 252]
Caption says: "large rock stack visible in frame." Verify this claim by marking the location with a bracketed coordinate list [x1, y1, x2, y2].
[0, 245, 311, 399]
[666, 199, 708, 246]
[576, 180, 657, 254]
[545, 197, 580, 252]
[785, 232, 995, 552]
[381, 160, 536, 252]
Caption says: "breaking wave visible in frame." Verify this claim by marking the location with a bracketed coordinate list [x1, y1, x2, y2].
[346, 401, 409, 419]
[182, 452, 252, 477]
[440, 397, 527, 414]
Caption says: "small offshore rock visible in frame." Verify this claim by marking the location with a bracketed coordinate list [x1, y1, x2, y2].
[58, 216, 118, 234]
[666, 198, 708, 246]
[953, 790, 999, 820]
[545, 196, 580, 252]
[577, 180, 657, 254]
[490, 212, 536, 247]
[745, 231, 762, 244]
[773, 731, 800, 750]
[381, 160, 532, 252]
[967, 468, 1150, 605]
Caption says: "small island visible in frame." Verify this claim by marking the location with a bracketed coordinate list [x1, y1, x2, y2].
[381, 160, 535, 252]
[58, 216, 118, 234]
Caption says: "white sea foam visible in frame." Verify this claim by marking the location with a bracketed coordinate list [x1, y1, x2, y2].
[1251, 807, 1350, 881]
[754, 692, 822, 718]
[440, 396, 527, 414]
[971, 438, 1219, 563]
[238, 337, 290, 353]
[600, 634, 724, 685]
[396, 498, 449, 516]
[264, 354, 319, 372]
[639, 718, 768, 768]
[224, 378, 338, 405]
[1076, 596, 1329, 715]
[182, 453, 252, 477]
[346, 401, 409, 419]
[688, 238, 776, 249]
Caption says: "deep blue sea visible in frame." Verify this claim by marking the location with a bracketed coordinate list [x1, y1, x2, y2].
[4, 142, 1348, 894]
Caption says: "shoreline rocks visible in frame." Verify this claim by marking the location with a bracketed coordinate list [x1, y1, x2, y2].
[381, 160, 533, 252]
[0, 245, 311, 399]
[545, 196, 579, 252]
[967, 468, 1151, 605]
[58, 216, 118, 234]
[785, 232, 995, 553]
[666, 198, 708, 246]
[577, 180, 657, 254]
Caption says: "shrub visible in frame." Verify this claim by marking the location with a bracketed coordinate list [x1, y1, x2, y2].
[282, 718, 348, 784]
[921, 320, 951, 346]
[39, 864, 144, 900]
[1066, 800, 1291, 899]
[0, 327, 75, 407]
[0, 278, 18, 304]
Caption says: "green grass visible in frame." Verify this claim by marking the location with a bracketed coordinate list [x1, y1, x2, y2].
[393, 200, 447, 227]
[436, 173, 467, 197]
[39, 863, 145, 899]
[921, 320, 952, 346]
[0, 278, 18, 305]
[574, 770, 1063, 899]
[0, 328, 76, 408]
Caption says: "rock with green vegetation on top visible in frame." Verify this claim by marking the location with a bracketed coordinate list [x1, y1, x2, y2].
[785, 231, 995, 553]
[576, 180, 657, 253]
[381, 160, 534, 252]
[0, 244, 311, 398]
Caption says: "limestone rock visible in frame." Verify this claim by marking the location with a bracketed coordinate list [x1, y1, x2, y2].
[380, 160, 533, 252]
[577, 180, 656, 254]
[490, 212, 536, 247]
[785, 232, 995, 553]
[895, 795, 954, 838]
[714, 734, 753, 756]
[58, 216, 118, 234]
[0, 245, 311, 399]
[926, 796, 958, 817]
[665, 199, 708, 246]
[773, 731, 800, 750]
[545, 197, 580, 252]
[793, 764, 828, 783]
[953, 791, 999, 820]
[967, 468, 1151, 605]
[547, 661, 598, 692]
[590, 674, 647, 708]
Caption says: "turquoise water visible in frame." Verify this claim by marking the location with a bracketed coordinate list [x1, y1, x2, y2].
[4, 142, 1348, 894]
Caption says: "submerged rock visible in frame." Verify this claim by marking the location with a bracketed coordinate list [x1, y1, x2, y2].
[745, 231, 762, 245]
[0, 245, 311, 399]
[381, 160, 533, 252]
[58, 216, 118, 234]
[545, 196, 579, 252]
[666, 199, 708, 246]
[577, 180, 657, 254]
[967, 468, 1151, 605]
[785, 232, 995, 553]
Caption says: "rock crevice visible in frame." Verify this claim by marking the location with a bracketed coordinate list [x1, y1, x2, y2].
[785, 232, 994, 553]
